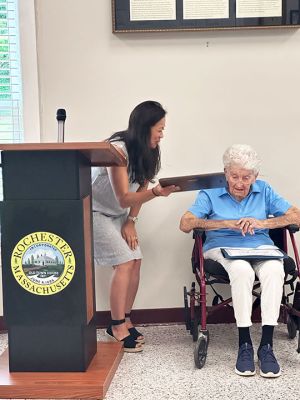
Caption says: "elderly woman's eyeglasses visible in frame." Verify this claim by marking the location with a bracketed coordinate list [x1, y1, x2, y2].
[227, 173, 254, 184]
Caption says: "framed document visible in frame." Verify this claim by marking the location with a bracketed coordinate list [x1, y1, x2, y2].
[159, 172, 226, 192]
[221, 247, 288, 259]
[112, 0, 300, 33]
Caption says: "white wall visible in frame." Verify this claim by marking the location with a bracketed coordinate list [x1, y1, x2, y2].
[10, 0, 300, 312]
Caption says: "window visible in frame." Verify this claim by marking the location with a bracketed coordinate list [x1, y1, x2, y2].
[0, 0, 23, 200]
[0, 0, 39, 307]
[0, 0, 40, 202]
[0, 0, 23, 144]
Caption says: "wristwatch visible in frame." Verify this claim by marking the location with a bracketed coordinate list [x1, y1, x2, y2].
[127, 216, 138, 223]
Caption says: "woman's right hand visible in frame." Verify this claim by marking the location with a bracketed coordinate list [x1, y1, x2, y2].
[153, 184, 180, 197]
[121, 219, 139, 250]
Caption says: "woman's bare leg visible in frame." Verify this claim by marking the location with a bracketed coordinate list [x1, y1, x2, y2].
[110, 260, 136, 340]
[124, 259, 144, 340]
[125, 259, 141, 319]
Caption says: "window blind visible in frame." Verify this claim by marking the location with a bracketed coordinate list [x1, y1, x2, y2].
[0, 0, 23, 199]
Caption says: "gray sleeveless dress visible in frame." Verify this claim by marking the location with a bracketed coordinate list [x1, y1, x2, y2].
[92, 140, 143, 267]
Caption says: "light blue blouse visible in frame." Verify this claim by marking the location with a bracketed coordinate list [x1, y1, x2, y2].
[188, 180, 291, 252]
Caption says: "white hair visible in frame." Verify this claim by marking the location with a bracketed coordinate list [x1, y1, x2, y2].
[223, 144, 261, 174]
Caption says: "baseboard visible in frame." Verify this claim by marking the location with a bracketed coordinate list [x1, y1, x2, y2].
[0, 307, 227, 332]
[0, 318, 7, 333]
[0, 305, 281, 333]
[95, 305, 258, 328]
[95, 307, 187, 328]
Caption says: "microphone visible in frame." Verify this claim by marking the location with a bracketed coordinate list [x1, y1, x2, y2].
[56, 108, 66, 142]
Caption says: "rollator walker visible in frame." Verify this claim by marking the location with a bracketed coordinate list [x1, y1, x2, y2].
[184, 225, 300, 368]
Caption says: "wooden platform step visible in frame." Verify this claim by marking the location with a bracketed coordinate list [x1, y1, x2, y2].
[0, 341, 123, 399]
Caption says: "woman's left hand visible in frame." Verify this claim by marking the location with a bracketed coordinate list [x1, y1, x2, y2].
[236, 217, 265, 236]
[153, 184, 180, 197]
[121, 219, 139, 250]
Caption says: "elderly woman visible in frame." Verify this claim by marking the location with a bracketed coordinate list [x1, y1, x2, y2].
[180, 144, 300, 378]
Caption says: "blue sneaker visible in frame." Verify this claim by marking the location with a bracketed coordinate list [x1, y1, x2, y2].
[258, 344, 281, 378]
[235, 343, 255, 376]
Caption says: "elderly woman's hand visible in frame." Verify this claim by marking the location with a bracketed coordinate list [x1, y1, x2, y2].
[236, 217, 265, 236]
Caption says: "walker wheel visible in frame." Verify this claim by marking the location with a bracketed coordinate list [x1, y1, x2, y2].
[183, 286, 191, 330]
[212, 295, 220, 306]
[194, 333, 208, 369]
[252, 297, 261, 311]
[287, 314, 298, 339]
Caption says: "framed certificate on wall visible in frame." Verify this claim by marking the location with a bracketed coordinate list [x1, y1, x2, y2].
[112, 0, 300, 33]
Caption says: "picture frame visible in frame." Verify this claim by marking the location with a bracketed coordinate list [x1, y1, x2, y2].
[221, 247, 288, 259]
[159, 172, 226, 192]
[112, 0, 300, 33]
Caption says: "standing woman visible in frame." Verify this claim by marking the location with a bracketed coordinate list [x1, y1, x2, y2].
[92, 101, 177, 352]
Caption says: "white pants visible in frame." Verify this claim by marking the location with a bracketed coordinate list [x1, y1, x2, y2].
[204, 246, 285, 327]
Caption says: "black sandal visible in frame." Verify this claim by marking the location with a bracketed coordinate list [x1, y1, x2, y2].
[125, 313, 145, 344]
[105, 319, 143, 353]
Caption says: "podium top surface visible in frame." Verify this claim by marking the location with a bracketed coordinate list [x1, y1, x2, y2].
[0, 142, 126, 167]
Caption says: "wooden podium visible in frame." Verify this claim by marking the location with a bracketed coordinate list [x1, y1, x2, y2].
[0, 142, 125, 398]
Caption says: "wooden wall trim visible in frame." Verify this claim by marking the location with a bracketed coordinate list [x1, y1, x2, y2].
[0, 318, 6, 333]
[95, 305, 263, 328]
[0, 305, 273, 333]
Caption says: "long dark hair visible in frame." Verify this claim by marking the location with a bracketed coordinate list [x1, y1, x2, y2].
[108, 100, 166, 185]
